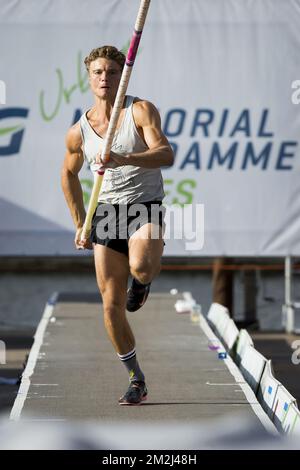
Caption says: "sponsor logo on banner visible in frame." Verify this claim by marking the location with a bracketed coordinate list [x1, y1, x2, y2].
[0, 108, 29, 157]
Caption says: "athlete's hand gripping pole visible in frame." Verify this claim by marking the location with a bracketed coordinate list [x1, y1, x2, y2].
[81, 0, 151, 242]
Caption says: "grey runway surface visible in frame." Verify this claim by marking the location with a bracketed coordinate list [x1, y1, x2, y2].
[14, 292, 268, 426]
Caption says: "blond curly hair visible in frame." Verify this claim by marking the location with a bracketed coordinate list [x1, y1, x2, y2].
[84, 46, 125, 72]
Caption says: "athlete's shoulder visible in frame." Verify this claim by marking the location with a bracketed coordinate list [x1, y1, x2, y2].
[132, 98, 160, 126]
[65, 121, 82, 153]
[133, 97, 158, 112]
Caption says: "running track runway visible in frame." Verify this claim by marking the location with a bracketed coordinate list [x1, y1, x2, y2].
[10, 292, 274, 431]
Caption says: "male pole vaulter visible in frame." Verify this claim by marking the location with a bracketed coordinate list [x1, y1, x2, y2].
[61, 45, 174, 405]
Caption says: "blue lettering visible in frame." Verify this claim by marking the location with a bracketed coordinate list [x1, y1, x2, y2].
[191, 109, 214, 137]
[230, 110, 250, 137]
[241, 142, 272, 169]
[276, 142, 297, 170]
[208, 142, 238, 169]
[72, 108, 82, 124]
[180, 142, 201, 169]
[218, 109, 229, 137]
[163, 109, 186, 137]
[258, 109, 273, 137]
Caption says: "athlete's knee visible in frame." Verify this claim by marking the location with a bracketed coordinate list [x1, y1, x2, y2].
[102, 298, 125, 324]
[130, 260, 160, 284]
[101, 285, 126, 317]
[98, 279, 124, 302]
[133, 271, 152, 285]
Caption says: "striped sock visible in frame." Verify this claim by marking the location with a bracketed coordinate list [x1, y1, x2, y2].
[117, 347, 145, 383]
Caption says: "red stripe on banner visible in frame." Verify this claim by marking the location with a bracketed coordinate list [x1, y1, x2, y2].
[126, 30, 142, 66]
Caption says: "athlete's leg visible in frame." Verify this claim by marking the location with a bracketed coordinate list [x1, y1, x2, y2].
[128, 222, 164, 285]
[94, 244, 134, 354]
[94, 243, 146, 401]
[126, 223, 164, 312]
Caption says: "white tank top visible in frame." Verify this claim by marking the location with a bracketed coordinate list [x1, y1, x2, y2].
[79, 95, 165, 204]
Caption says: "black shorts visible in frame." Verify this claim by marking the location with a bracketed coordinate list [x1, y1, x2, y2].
[91, 201, 165, 256]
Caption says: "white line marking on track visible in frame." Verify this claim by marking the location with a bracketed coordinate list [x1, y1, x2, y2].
[206, 381, 245, 386]
[22, 419, 66, 422]
[32, 384, 59, 386]
[10, 293, 58, 421]
[29, 395, 63, 399]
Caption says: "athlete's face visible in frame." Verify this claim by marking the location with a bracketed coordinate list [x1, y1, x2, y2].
[88, 58, 122, 100]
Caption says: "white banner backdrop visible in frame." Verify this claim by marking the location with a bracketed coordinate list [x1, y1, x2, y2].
[0, 0, 300, 256]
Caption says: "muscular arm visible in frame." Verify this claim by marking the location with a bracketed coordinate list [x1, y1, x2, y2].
[126, 100, 174, 169]
[95, 100, 174, 170]
[61, 123, 86, 229]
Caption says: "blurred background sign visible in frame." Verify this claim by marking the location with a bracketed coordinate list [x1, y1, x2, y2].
[0, 0, 300, 256]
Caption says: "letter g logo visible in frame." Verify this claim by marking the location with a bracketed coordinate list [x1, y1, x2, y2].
[0, 108, 29, 156]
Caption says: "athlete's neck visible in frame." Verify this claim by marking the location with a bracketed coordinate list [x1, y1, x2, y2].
[93, 95, 116, 122]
